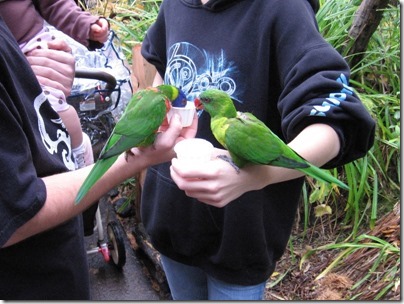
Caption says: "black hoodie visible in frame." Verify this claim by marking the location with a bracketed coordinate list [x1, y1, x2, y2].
[181, 0, 319, 12]
[141, 0, 375, 286]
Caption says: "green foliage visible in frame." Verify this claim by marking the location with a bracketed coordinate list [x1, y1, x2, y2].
[316, 0, 359, 53]
[298, 1, 400, 300]
[305, 0, 400, 235]
[104, 0, 162, 61]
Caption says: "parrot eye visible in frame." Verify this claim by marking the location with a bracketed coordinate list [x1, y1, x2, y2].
[201, 97, 210, 104]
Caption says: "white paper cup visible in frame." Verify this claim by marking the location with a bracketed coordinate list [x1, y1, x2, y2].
[167, 101, 196, 127]
[174, 138, 214, 163]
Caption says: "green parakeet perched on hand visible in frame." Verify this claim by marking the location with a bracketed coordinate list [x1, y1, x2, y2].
[194, 89, 348, 190]
[75, 85, 187, 204]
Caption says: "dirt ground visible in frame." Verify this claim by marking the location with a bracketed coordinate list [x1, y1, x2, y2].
[264, 202, 400, 301]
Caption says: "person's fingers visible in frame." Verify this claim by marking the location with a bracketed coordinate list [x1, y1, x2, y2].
[26, 47, 75, 97]
[154, 114, 183, 150]
[46, 39, 72, 53]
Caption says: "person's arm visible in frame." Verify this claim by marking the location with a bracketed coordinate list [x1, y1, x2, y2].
[170, 123, 339, 208]
[35, 0, 100, 48]
[152, 72, 164, 86]
[4, 113, 197, 248]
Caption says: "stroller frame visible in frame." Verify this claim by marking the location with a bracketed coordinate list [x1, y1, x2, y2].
[68, 68, 127, 269]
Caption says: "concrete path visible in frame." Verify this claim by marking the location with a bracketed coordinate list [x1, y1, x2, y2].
[84, 198, 164, 301]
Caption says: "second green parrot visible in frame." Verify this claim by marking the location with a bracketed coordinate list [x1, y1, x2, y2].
[194, 89, 348, 190]
[75, 85, 187, 204]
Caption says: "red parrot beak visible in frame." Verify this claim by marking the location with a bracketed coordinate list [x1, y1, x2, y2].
[194, 97, 204, 110]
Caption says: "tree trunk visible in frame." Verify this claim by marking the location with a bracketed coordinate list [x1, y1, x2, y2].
[345, 0, 392, 68]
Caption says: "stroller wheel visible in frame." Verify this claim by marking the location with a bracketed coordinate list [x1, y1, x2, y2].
[107, 221, 126, 268]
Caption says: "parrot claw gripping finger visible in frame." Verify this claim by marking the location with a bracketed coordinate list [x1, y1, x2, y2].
[217, 155, 240, 174]
[124, 150, 132, 162]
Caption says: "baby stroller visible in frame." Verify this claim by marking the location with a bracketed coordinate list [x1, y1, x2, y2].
[68, 68, 127, 269]
[64, 28, 133, 268]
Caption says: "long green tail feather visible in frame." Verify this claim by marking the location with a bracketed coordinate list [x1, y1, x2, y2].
[270, 155, 309, 169]
[297, 164, 349, 190]
[270, 153, 348, 190]
[75, 156, 118, 204]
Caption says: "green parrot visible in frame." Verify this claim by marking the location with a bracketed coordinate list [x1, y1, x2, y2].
[75, 85, 187, 204]
[194, 89, 348, 190]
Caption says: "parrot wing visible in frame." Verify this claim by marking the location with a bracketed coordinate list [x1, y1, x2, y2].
[75, 89, 169, 204]
[223, 112, 348, 189]
[223, 112, 308, 168]
[113, 90, 167, 137]
[99, 90, 168, 159]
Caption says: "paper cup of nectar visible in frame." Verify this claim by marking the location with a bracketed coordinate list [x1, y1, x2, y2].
[174, 138, 214, 163]
[167, 101, 195, 127]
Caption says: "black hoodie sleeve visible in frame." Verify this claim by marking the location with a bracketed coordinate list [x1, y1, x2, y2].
[274, 1, 375, 168]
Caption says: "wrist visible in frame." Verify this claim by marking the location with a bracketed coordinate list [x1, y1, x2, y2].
[242, 163, 303, 190]
[114, 152, 147, 180]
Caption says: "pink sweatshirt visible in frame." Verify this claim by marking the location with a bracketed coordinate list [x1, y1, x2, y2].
[0, 0, 100, 48]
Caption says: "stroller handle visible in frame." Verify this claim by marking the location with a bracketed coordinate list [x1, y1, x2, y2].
[75, 68, 117, 92]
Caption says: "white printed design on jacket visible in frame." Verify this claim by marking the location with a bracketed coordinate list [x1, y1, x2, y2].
[34, 92, 75, 171]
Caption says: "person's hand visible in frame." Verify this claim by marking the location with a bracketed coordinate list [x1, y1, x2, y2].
[25, 39, 75, 97]
[170, 148, 269, 208]
[159, 111, 198, 146]
[127, 112, 198, 167]
[90, 18, 110, 43]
